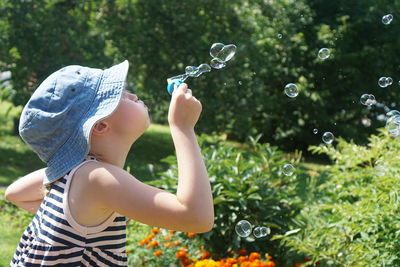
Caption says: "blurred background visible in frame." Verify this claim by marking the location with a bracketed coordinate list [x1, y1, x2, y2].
[1, 0, 399, 155]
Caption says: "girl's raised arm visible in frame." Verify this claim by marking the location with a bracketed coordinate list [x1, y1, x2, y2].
[4, 168, 46, 213]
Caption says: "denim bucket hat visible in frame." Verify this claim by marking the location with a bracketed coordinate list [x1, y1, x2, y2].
[19, 60, 129, 184]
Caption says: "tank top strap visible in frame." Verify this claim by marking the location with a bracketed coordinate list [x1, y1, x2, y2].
[62, 156, 120, 235]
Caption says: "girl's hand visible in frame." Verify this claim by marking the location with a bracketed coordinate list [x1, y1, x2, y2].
[168, 83, 202, 130]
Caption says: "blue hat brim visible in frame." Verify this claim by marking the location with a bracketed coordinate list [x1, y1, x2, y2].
[44, 60, 129, 184]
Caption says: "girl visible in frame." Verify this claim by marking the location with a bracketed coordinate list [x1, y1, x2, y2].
[5, 60, 214, 266]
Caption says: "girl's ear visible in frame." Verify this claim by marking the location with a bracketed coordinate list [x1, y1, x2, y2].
[92, 121, 110, 135]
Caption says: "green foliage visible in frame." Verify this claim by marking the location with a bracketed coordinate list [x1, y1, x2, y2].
[148, 135, 318, 263]
[280, 129, 400, 266]
[1, 0, 115, 106]
[1, 0, 400, 150]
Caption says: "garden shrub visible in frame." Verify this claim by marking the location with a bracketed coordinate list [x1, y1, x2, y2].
[147, 135, 317, 264]
[280, 129, 400, 266]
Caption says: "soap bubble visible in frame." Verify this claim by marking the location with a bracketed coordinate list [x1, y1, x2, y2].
[198, 63, 211, 73]
[322, 132, 334, 144]
[185, 66, 198, 76]
[192, 64, 211, 77]
[386, 110, 400, 117]
[282, 164, 295, 176]
[260, 227, 271, 237]
[318, 48, 330, 59]
[284, 83, 299, 98]
[313, 128, 318, 134]
[253, 227, 263, 238]
[382, 14, 393, 25]
[235, 220, 252, 237]
[277, 33, 283, 39]
[360, 94, 376, 106]
[217, 44, 237, 62]
[210, 43, 224, 58]
[386, 115, 400, 137]
[378, 77, 388, 88]
[386, 77, 393, 85]
[210, 58, 226, 69]
[238, 81, 242, 85]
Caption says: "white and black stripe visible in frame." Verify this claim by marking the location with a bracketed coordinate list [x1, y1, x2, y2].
[10, 159, 128, 266]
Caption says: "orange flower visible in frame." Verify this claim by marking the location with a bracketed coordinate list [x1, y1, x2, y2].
[249, 252, 260, 261]
[149, 241, 158, 247]
[201, 251, 211, 259]
[181, 258, 192, 266]
[153, 250, 163, 257]
[151, 228, 160, 234]
[173, 240, 181, 246]
[138, 239, 147, 246]
[227, 258, 238, 264]
[164, 234, 172, 241]
[147, 234, 155, 239]
[187, 232, 197, 237]
[176, 250, 187, 259]
[229, 250, 235, 255]
[237, 248, 248, 256]
[238, 256, 248, 263]
[265, 255, 272, 260]
[164, 242, 171, 247]
[264, 261, 276, 267]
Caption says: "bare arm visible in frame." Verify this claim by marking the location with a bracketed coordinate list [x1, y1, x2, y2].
[90, 83, 214, 232]
[4, 168, 45, 214]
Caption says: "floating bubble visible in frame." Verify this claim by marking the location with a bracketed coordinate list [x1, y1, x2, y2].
[284, 83, 299, 98]
[235, 220, 252, 237]
[210, 58, 226, 69]
[260, 226, 271, 237]
[318, 48, 330, 60]
[361, 117, 371, 127]
[386, 115, 400, 137]
[217, 44, 237, 62]
[277, 33, 283, 39]
[238, 81, 242, 85]
[378, 77, 388, 88]
[282, 164, 295, 176]
[210, 43, 225, 58]
[322, 132, 334, 144]
[387, 110, 400, 117]
[185, 66, 198, 76]
[313, 128, 318, 134]
[192, 64, 211, 77]
[382, 14, 393, 25]
[198, 63, 211, 73]
[253, 227, 263, 238]
[360, 94, 376, 106]
[386, 77, 393, 85]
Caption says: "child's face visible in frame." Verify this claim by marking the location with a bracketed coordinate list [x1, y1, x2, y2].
[106, 91, 151, 140]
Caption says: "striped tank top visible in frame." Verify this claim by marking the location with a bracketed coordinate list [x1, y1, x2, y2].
[10, 158, 128, 266]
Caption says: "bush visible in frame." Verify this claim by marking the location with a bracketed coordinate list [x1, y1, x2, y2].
[280, 129, 400, 266]
[147, 135, 317, 265]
